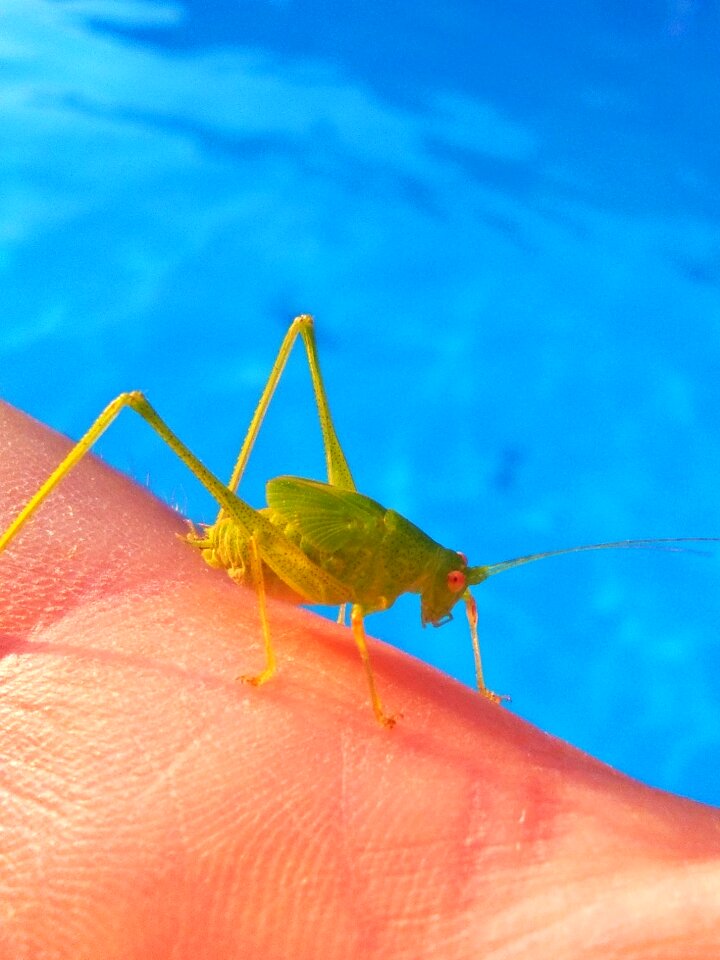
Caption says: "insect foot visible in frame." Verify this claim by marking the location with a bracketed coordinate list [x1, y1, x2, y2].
[237, 668, 275, 687]
[482, 689, 511, 705]
[377, 710, 400, 730]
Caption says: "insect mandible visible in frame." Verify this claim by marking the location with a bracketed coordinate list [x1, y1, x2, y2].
[0, 315, 717, 727]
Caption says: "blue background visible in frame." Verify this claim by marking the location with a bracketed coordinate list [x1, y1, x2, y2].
[3, 0, 719, 804]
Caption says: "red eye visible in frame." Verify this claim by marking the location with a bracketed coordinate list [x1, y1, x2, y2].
[447, 570, 466, 592]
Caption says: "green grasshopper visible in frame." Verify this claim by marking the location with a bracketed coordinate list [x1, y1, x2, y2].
[0, 315, 716, 726]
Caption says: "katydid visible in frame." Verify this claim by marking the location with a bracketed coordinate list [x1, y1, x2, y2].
[0, 315, 716, 727]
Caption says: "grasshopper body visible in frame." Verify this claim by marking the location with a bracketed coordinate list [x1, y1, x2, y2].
[1, 316, 716, 726]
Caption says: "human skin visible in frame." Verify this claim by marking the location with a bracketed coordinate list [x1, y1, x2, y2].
[1, 400, 719, 960]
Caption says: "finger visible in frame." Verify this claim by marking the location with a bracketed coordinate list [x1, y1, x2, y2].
[1, 400, 719, 960]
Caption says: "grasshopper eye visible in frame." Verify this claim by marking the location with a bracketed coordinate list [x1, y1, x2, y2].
[447, 570, 466, 592]
[456, 551, 467, 565]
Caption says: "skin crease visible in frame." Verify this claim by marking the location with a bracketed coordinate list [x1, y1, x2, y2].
[1, 401, 720, 960]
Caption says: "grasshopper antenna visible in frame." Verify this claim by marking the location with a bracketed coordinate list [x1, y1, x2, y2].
[467, 538, 720, 583]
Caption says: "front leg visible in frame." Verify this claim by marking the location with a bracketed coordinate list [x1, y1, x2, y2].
[350, 605, 397, 728]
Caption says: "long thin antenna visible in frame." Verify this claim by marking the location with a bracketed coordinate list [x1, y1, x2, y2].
[480, 537, 720, 579]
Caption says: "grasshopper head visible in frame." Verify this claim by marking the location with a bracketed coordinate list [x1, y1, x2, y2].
[420, 552, 490, 628]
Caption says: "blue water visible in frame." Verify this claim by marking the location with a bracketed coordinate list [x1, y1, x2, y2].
[3, 0, 720, 804]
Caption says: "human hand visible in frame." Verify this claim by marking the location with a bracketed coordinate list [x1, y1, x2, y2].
[1, 400, 719, 959]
